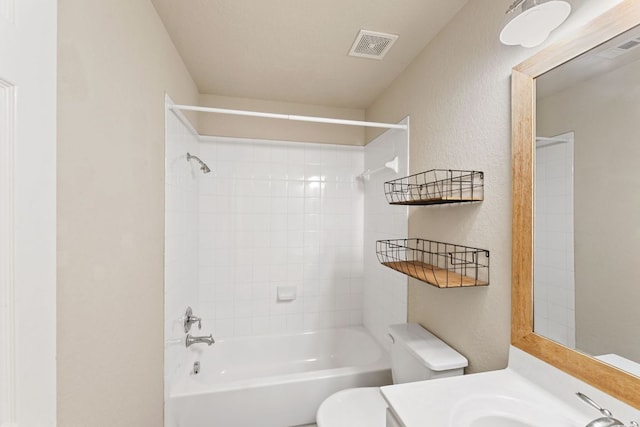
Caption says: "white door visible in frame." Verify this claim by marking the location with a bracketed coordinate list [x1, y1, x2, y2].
[0, 1, 57, 426]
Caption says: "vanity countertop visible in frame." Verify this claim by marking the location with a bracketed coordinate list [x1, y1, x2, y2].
[380, 347, 639, 427]
[381, 368, 588, 427]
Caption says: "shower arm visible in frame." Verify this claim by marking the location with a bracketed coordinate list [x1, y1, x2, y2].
[186, 152, 212, 174]
[357, 156, 399, 181]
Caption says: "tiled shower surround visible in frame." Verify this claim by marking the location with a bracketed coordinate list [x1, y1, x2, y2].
[534, 134, 575, 348]
[164, 108, 200, 396]
[363, 121, 409, 349]
[197, 137, 366, 338]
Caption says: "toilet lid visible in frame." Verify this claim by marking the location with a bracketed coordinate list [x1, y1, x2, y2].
[316, 387, 387, 427]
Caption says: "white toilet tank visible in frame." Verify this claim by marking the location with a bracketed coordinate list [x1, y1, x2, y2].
[388, 323, 468, 384]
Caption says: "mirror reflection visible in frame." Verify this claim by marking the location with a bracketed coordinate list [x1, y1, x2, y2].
[535, 24, 640, 377]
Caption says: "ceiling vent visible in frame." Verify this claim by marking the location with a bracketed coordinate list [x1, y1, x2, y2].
[596, 35, 640, 59]
[349, 30, 398, 60]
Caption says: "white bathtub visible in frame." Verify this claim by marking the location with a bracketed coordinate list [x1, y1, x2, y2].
[168, 326, 391, 427]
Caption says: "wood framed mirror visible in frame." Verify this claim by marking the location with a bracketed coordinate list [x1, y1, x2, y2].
[511, 0, 640, 409]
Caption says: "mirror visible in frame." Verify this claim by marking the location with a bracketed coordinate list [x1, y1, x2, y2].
[535, 24, 640, 375]
[511, 0, 640, 409]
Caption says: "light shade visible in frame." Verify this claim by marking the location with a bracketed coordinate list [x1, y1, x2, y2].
[500, 0, 572, 48]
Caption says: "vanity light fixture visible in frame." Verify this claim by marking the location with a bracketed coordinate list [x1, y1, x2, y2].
[499, 0, 572, 48]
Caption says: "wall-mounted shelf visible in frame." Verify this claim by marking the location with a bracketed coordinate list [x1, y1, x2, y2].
[384, 169, 483, 205]
[376, 239, 489, 288]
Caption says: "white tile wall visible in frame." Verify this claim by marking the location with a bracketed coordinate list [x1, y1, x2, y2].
[534, 133, 575, 348]
[164, 106, 201, 397]
[198, 136, 364, 338]
[363, 119, 409, 349]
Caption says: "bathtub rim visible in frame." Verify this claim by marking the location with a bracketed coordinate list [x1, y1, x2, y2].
[169, 326, 390, 398]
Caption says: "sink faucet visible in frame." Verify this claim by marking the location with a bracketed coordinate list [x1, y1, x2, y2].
[186, 333, 215, 347]
[577, 392, 638, 427]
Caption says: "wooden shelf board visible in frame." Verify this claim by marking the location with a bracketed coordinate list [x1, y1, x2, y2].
[389, 197, 483, 206]
[382, 260, 488, 288]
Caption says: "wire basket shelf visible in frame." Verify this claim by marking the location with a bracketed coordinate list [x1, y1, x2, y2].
[376, 239, 489, 288]
[384, 169, 484, 205]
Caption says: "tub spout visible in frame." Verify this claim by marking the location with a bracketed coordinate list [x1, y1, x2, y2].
[186, 334, 215, 347]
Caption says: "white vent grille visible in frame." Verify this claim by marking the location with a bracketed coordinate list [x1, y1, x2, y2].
[349, 30, 398, 60]
[596, 35, 640, 59]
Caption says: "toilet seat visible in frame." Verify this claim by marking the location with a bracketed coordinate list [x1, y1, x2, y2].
[316, 387, 387, 427]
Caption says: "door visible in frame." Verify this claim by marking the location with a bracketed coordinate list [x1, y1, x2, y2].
[0, 1, 56, 425]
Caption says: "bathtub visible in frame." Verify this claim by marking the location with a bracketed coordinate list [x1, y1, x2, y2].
[168, 326, 391, 427]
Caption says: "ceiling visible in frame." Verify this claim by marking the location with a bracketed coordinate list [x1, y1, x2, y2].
[150, 0, 469, 109]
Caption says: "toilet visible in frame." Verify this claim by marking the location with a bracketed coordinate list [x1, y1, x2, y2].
[316, 323, 468, 427]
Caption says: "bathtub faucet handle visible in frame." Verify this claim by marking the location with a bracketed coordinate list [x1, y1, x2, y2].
[184, 306, 202, 333]
[194, 318, 202, 330]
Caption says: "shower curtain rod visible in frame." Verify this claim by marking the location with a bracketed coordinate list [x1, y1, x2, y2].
[171, 104, 408, 130]
[536, 136, 569, 143]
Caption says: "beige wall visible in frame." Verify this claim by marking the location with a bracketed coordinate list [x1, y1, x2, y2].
[198, 94, 365, 145]
[538, 58, 640, 363]
[364, 0, 528, 373]
[54, 0, 629, 424]
[57, 0, 198, 425]
[364, 0, 627, 374]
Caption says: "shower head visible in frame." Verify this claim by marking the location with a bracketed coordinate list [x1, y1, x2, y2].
[186, 152, 211, 174]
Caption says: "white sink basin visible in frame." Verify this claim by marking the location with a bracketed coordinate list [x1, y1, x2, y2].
[380, 347, 638, 427]
[450, 395, 576, 427]
[381, 368, 590, 427]
[470, 416, 535, 427]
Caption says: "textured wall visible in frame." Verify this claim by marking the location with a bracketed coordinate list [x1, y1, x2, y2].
[365, 0, 522, 374]
[364, 0, 625, 373]
[57, 0, 198, 424]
